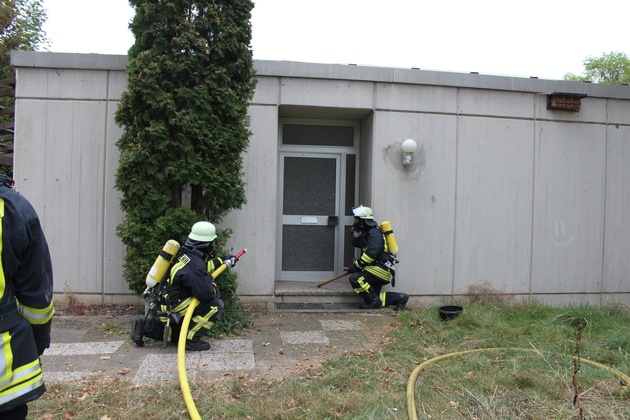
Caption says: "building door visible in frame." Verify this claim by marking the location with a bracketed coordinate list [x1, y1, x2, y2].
[277, 121, 358, 281]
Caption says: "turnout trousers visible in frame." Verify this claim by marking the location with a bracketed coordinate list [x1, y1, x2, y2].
[349, 269, 407, 308]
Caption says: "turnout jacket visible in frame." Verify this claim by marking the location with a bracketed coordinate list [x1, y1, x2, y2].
[351, 225, 390, 270]
[0, 180, 54, 412]
[350, 224, 393, 282]
[159, 247, 225, 341]
[165, 247, 224, 305]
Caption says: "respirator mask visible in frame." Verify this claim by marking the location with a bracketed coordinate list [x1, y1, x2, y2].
[350, 218, 363, 238]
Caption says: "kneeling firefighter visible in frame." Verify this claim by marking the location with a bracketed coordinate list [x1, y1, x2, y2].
[347, 205, 409, 311]
[132, 221, 237, 351]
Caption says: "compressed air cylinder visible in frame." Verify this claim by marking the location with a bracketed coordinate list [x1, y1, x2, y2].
[380, 221, 399, 255]
[145, 239, 180, 288]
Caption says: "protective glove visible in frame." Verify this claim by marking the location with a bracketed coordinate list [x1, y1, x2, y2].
[347, 263, 359, 274]
[32, 323, 51, 356]
[223, 256, 237, 268]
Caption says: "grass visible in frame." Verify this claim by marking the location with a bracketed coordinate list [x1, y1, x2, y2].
[30, 302, 630, 419]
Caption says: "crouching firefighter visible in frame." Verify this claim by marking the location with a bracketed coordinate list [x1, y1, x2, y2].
[347, 205, 409, 311]
[131, 221, 238, 351]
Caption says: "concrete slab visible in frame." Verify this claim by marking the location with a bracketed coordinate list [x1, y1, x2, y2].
[280, 330, 330, 345]
[46, 341, 124, 356]
[320, 319, 362, 330]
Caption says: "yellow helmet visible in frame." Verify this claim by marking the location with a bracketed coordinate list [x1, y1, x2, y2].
[188, 221, 217, 242]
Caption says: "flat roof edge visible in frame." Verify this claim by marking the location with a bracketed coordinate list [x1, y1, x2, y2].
[254, 60, 630, 100]
[10, 52, 630, 99]
[11, 50, 128, 71]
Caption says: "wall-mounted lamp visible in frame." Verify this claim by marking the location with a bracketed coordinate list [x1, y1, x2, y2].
[402, 138, 417, 166]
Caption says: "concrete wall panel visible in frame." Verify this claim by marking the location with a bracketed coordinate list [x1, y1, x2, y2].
[603, 125, 630, 293]
[17, 68, 109, 100]
[454, 117, 534, 294]
[371, 111, 457, 295]
[607, 99, 630, 125]
[74, 102, 108, 295]
[531, 122, 606, 294]
[458, 89, 534, 119]
[222, 105, 280, 296]
[13, 100, 47, 209]
[14, 97, 133, 302]
[251, 76, 280, 105]
[374, 83, 457, 114]
[107, 70, 128, 102]
[102, 104, 128, 298]
[279, 78, 373, 108]
[17, 101, 103, 293]
[358, 114, 374, 207]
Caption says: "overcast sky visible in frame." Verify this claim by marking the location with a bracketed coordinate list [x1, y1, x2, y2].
[41, 0, 629, 81]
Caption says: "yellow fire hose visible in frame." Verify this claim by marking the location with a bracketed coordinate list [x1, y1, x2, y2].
[177, 249, 247, 420]
[406, 347, 630, 420]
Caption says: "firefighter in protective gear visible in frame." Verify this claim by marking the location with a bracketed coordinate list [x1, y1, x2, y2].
[132, 221, 236, 351]
[0, 175, 55, 418]
[348, 205, 409, 310]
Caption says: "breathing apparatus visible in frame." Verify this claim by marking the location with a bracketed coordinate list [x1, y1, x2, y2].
[380, 220, 399, 255]
[144, 239, 181, 291]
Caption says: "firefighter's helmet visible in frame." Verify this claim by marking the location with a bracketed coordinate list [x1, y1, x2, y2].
[352, 205, 377, 226]
[188, 221, 217, 242]
[352, 205, 374, 220]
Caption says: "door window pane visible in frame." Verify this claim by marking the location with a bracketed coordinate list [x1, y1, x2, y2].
[283, 157, 336, 215]
[283, 124, 354, 147]
[282, 225, 335, 271]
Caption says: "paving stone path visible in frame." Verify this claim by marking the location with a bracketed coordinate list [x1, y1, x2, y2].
[42, 310, 399, 385]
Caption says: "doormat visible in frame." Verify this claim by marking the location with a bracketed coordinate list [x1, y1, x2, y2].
[275, 303, 326, 310]
[273, 302, 383, 312]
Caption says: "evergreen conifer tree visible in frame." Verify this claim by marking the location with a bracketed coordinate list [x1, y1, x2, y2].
[116, 0, 256, 335]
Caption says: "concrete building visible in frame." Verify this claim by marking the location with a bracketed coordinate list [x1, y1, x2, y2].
[11, 51, 630, 307]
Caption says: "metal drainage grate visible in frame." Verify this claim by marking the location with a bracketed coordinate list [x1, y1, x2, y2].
[275, 303, 326, 311]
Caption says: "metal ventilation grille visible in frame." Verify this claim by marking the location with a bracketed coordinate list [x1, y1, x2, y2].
[275, 303, 327, 310]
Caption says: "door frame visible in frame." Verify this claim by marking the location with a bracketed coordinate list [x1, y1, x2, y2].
[276, 118, 360, 281]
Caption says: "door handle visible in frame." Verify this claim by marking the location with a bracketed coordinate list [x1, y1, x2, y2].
[327, 216, 338, 226]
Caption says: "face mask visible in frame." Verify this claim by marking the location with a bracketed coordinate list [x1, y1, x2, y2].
[0, 175, 14, 188]
[350, 219, 363, 237]
[203, 243, 216, 258]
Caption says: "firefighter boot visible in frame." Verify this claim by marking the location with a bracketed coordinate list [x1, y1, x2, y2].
[131, 318, 144, 347]
[186, 334, 211, 351]
[394, 293, 409, 312]
[359, 294, 381, 309]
